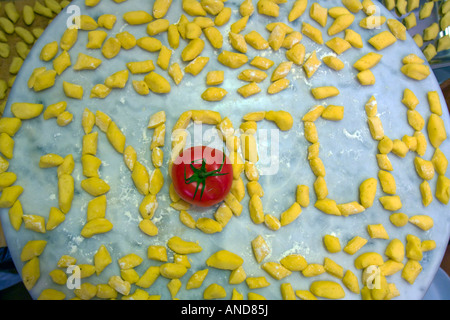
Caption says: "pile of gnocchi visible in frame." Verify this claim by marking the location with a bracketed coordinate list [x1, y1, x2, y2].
[0, 0, 449, 301]
[1, 0, 74, 114]
[383, 0, 450, 62]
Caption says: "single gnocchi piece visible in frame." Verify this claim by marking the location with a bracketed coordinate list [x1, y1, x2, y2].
[167, 236, 203, 254]
[168, 63, 184, 85]
[246, 276, 270, 289]
[146, 246, 167, 263]
[343, 236, 368, 255]
[11, 103, 44, 120]
[80, 218, 113, 238]
[218, 50, 248, 69]
[301, 22, 323, 45]
[238, 69, 268, 83]
[144, 72, 171, 94]
[367, 116, 384, 141]
[409, 215, 434, 231]
[414, 157, 435, 180]
[118, 253, 143, 270]
[402, 259, 422, 284]
[354, 252, 384, 269]
[378, 170, 396, 194]
[206, 70, 224, 86]
[0, 172, 17, 192]
[229, 31, 247, 53]
[367, 224, 389, 239]
[229, 265, 246, 285]
[311, 86, 340, 100]
[303, 51, 321, 78]
[20, 240, 47, 262]
[106, 122, 126, 154]
[406, 234, 423, 261]
[337, 201, 365, 216]
[250, 56, 274, 70]
[0, 184, 23, 208]
[58, 174, 74, 214]
[250, 235, 269, 264]
[203, 283, 226, 300]
[214, 204, 233, 227]
[387, 18, 406, 40]
[160, 263, 188, 279]
[90, 84, 111, 99]
[186, 269, 209, 290]
[22, 257, 40, 290]
[427, 114, 447, 148]
[138, 218, 158, 237]
[181, 38, 205, 62]
[87, 195, 107, 221]
[81, 177, 110, 197]
[201, 87, 227, 102]
[296, 185, 310, 207]
[323, 55, 344, 71]
[264, 110, 294, 131]
[268, 24, 286, 51]
[196, 217, 223, 234]
[328, 14, 355, 36]
[123, 10, 153, 25]
[401, 63, 431, 81]
[245, 31, 269, 50]
[249, 195, 264, 224]
[432, 148, 448, 175]
[238, 82, 261, 98]
[310, 281, 345, 299]
[428, 91, 443, 116]
[206, 250, 243, 270]
[289, 0, 308, 22]
[156, 46, 172, 70]
[280, 202, 302, 226]
[323, 257, 344, 279]
[323, 235, 341, 253]
[353, 52, 383, 71]
[22, 214, 45, 233]
[262, 262, 292, 280]
[280, 254, 308, 272]
[322, 105, 344, 121]
[268, 79, 290, 94]
[60, 28, 78, 51]
[314, 198, 341, 216]
[385, 238, 405, 263]
[342, 270, 360, 294]
[286, 42, 306, 65]
[137, 37, 162, 52]
[436, 175, 450, 204]
[185, 57, 210, 76]
[257, 0, 280, 17]
[357, 70, 376, 85]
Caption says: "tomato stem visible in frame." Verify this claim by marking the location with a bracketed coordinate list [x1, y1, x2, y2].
[184, 152, 229, 200]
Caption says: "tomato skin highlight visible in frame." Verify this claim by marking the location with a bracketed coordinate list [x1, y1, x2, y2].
[172, 146, 233, 207]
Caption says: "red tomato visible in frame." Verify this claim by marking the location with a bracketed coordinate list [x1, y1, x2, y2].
[172, 146, 233, 207]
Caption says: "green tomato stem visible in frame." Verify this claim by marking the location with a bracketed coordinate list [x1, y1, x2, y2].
[184, 151, 228, 200]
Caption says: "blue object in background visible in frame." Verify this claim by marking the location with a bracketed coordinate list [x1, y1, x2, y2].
[0, 247, 21, 291]
[423, 268, 450, 300]
[432, 65, 450, 84]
